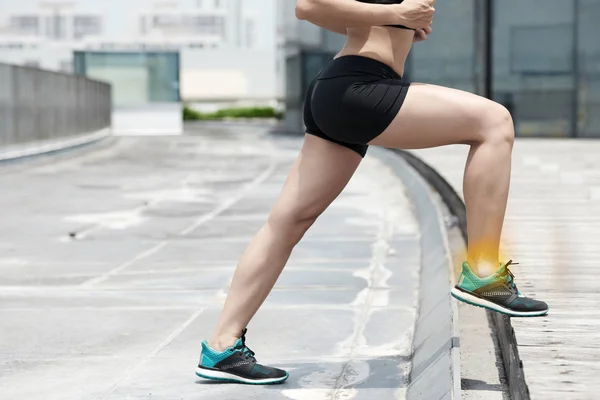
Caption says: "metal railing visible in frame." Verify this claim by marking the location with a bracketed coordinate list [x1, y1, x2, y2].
[0, 63, 111, 148]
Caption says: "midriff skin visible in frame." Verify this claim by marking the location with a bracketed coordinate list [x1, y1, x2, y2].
[335, 26, 414, 77]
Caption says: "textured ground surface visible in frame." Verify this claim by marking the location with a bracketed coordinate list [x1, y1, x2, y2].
[413, 139, 600, 400]
[0, 126, 423, 400]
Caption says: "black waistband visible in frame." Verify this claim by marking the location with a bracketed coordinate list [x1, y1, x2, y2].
[321, 55, 402, 80]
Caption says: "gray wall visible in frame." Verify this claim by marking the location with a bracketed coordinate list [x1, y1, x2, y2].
[408, 0, 477, 92]
[0, 63, 111, 148]
[409, 0, 600, 138]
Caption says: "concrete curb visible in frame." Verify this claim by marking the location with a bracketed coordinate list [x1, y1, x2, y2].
[0, 128, 112, 165]
[372, 147, 461, 400]
[392, 149, 531, 400]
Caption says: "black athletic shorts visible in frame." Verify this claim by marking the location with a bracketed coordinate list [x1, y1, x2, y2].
[303, 55, 411, 158]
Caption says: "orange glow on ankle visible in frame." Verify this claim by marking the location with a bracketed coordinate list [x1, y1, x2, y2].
[460, 239, 513, 267]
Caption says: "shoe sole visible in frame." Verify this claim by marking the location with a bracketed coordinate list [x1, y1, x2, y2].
[195, 367, 289, 385]
[451, 287, 548, 317]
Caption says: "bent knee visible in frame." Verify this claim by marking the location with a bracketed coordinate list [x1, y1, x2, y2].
[478, 103, 515, 146]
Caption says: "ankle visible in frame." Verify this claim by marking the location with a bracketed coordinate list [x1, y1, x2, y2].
[469, 260, 498, 278]
[208, 333, 240, 352]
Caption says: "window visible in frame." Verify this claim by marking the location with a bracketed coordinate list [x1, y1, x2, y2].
[74, 16, 102, 39]
[10, 16, 39, 35]
[151, 14, 226, 38]
[510, 25, 573, 75]
[153, 15, 180, 28]
[190, 15, 225, 36]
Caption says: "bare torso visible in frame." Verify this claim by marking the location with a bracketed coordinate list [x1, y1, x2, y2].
[335, 27, 415, 76]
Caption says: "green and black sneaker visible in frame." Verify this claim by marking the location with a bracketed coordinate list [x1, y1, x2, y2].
[196, 329, 289, 385]
[451, 260, 549, 317]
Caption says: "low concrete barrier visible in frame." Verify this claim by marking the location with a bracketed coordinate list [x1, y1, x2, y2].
[393, 149, 530, 400]
[373, 147, 461, 400]
[0, 63, 111, 151]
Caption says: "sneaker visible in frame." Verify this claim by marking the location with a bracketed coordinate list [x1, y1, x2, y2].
[196, 329, 289, 385]
[451, 260, 549, 317]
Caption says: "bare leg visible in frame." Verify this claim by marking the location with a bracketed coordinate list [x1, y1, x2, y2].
[369, 83, 514, 276]
[209, 135, 363, 350]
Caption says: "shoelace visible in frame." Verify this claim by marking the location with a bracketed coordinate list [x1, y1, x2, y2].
[235, 328, 256, 361]
[501, 260, 520, 294]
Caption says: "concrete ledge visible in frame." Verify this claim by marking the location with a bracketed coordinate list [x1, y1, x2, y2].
[372, 147, 461, 400]
[392, 149, 531, 400]
[0, 128, 112, 164]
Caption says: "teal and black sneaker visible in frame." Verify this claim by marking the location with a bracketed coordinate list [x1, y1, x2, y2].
[196, 329, 289, 385]
[451, 260, 549, 317]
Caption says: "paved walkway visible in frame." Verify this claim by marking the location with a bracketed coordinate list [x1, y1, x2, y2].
[412, 139, 600, 400]
[0, 125, 422, 400]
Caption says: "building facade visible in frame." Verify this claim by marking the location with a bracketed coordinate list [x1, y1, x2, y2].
[281, 0, 600, 138]
[0, 0, 279, 105]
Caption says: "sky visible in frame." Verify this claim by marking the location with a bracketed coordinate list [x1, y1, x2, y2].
[0, 0, 277, 50]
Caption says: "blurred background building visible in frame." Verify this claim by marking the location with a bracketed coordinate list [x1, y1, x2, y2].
[280, 0, 600, 139]
[0, 0, 280, 110]
[2, 0, 599, 138]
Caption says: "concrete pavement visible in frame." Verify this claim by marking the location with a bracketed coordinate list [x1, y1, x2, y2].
[0, 126, 423, 399]
[411, 139, 600, 400]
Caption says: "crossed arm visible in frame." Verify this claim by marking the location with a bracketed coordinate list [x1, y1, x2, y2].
[295, 0, 433, 41]
[307, 22, 430, 42]
[307, 20, 349, 36]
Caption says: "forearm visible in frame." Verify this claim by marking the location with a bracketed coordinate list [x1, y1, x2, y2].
[295, 0, 400, 28]
[308, 19, 347, 35]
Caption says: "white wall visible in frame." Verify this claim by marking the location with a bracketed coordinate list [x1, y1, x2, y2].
[181, 49, 278, 101]
[0, 42, 72, 71]
[0, 0, 280, 104]
[0, 0, 275, 46]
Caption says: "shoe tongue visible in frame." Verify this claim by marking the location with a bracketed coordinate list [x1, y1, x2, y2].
[496, 262, 520, 294]
[496, 264, 507, 276]
[496, 260, 514, 277]
[232, 337, 244, 349]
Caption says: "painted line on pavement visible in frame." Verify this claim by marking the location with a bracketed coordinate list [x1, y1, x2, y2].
[81, 145, 278, 287]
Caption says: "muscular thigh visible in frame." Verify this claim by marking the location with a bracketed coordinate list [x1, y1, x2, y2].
[271, 134, 362, 223]
[368, 83, 509, 149]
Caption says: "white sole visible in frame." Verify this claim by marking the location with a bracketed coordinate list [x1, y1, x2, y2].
[451, 287, 548, 317]
[195, 367, 288, 384]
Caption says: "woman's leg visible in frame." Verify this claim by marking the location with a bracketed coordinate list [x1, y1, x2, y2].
[209, 134, 363, 351]
[368, 83, 514, 277]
